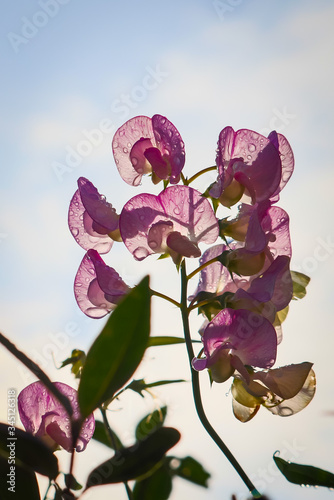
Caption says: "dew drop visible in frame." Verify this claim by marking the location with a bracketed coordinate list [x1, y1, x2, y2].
[132, 157, 138, 166]
[72, 228, 79, 237]
[174, 207, 181, 215]
[123, 147, 128, 153]
[248, 143, 256, 152]
[133, 247, 149, 260]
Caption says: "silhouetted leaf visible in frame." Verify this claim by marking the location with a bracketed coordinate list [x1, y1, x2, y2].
[128, 378, 185, 398]
[78, 276, 151, 417]
[92, 420, 123, 450]
[274, 454, 334, 487]
[169, 455, 210, 487]
[0, 454, 40, 500]
[135, 407, 167, 441]
[85, 427, 180, 489]
[133, 462, 172, 499]
[0, 423, 58, 479]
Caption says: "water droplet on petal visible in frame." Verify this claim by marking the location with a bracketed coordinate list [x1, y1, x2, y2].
[248, 143, 256, 152]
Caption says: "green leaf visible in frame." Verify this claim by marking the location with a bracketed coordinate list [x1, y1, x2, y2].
[133, 462, 172, 499]
[78, 276, 151, 418]
[169, 456, 211, 487]
[274, 454, 334, 487]
[92, 420, 123, 450]
[0, 423, 58, 479]
[148, 336, 201, 346]
[291, 271, 311, 300]
[0, 454, 41, 500]
[135, 407, 167, 441]
[85, 427, 180, 489]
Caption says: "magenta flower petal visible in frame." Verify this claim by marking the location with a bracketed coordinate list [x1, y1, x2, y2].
[120, 192, 167, 260]
[120, 186, 219, 261]
[197, 308, 277, 370]
[112, 114, 185, 186]
[246, 255, 292, 310]
[74, 251, 129, 318]
[151, 114, 185, 183]
[68, 178, 117, 254]
[78, 177, 119, 233]
[261, 206, 291, 258]
[268, 131, 294, 201]
[211, 127, 282, 204]
[18, 381, 95, 452]
[112, 116, 155, 186]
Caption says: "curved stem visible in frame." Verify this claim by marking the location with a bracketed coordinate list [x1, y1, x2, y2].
[187, 166, 217, 185]
[180, 260, 262, 498]
[187, 256, 218, 281]
[150, 289, 181, 308]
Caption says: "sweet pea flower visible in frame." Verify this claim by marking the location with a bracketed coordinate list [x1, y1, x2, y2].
[68, 177, 120, 254]
[18, 381, 95, 452]
[223, 202, 291, 276]
[120, 185, 219, 262]
[231, 362, 316, 422]
[112, 115, 185, 186]
[192, 308, 277, 383]
[210, 127, 282, 206]
[74, 249, 130, 318]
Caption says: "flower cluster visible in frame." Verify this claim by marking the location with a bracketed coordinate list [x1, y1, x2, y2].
[65, 114, 315, 422]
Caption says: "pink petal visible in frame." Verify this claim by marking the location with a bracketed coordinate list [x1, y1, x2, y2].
[232, 129, 282, 203]
[210, 126, 235, 198]
[246, 255, 292, 310]
[87, 249, 130, 302]
[151, 114, 185, 183]
[74, 253, 115, 318]
[112, 116, 155, 186]
[144, 147, 170, 180]
[120, 192, 167, 260]
[120, 186, 219, 260]
[18, 382, 95, 452]
[167, 231, 201, 258]
[202, 308, 277, 369]
[78, 178, 119, 233]
[159, 186, 219, 245]
[68, 189, 113, 255]
[261, 206, 291, 258]
[268, 132, 294, 201]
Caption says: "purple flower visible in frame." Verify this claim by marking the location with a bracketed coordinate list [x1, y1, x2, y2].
[267, 131, 294, 203]
[120, 185, 219, 262]
[74, 249, 130, 318]
[192, 308, 277, 383]
[224, 202, 291, 276]
[210, 127, 283, 206]
[112, 115, 185, 186]
[68, 177, 119, 254]
[18, 381, 95, 452]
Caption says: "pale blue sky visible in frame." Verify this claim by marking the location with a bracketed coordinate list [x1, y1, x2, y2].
[1, 1, 334, 499]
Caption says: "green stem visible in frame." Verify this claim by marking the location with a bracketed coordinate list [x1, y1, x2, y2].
[150, 289, 181, 308]
[100, 407, 133, 500]
[187, 166, 217, 185]
[180, 261, 262, 498]
[42, 480, 52, 500]
[187, 256, 218, 281]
